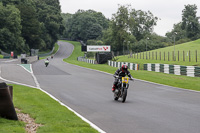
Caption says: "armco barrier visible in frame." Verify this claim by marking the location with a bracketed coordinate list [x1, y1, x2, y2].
[39, 47, 55, 57]
[27, 56, 38, 64]
[77, 57, 95, 64]
[144, 63, 200, 77]
[108, 60, 139, 70]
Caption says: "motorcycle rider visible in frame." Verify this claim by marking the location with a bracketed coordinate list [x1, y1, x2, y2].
[45, 58, 49, 67]
[112, 64, 134, 92]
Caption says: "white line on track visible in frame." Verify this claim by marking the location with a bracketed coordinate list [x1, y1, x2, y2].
[2, 59, 18, 63]
[0, 64, 106, 133]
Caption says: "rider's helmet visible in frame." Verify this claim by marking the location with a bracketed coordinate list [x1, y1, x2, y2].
[121, 64, 128, 72]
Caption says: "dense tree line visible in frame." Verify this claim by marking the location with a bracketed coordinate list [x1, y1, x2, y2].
[102, 5, 160, 53]
[0, 0, 64, 54]
[1, 2, 199, 55]
[166, 4, 200, 43]
[62, 4, 200, 54]
[62, 10, 109, 42]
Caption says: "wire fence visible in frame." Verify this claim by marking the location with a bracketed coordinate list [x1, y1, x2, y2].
[113, 50, 200, 62]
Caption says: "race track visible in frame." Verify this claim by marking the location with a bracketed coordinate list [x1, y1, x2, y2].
[32, 41, 200, 133]
[1, 41, 200, 133]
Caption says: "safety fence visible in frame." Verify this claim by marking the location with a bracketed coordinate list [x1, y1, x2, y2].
[144, 63, 200, 77]
[108, 60, 139, 70]
[39, 47, 55, 57]
[77, 57, 95, 64]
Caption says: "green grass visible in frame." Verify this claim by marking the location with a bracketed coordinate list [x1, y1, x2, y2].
[0, 55, 3, 59]
[53, 42, 59, 55]
[62, 40, 200, 91]
[39, 43, 59, 60]
[0, 117, 25, 133]
[0, 84, 98, 133]
[116, 39, 200, 69]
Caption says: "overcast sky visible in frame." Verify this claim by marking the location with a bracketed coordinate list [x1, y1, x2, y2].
[59, 0, 200, 36]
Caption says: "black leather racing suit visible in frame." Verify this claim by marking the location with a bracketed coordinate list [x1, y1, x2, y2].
[113, 68, 133, 87]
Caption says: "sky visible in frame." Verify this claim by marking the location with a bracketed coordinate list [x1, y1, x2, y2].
[59, 0, 200, 36]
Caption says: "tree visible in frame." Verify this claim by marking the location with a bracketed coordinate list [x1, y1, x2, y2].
[104, 4, 158, 53]
[17, 3, 43, 49]
[64, 9, 108, 42]
[34, 0, 64, 49]
[61, 13, 73, 38]
[129, 9, 158, 41]
[166, 22, 187, 41]
[106, 5, 130, 52]
[0, 3, 25, 53]
[86, 24, 103, 40]
[182, 4, 200, 40]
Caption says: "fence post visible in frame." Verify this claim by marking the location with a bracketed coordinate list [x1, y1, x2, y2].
[156, 51, 157, 60]
[143, 52, 144, 59]
[164, 52, 165, 61]
[183, 51, 185, 61]
[146, 52, 147, 60]
[168, 52, 170, 61]
[149, 52, 150, 60]
[178, 51, 179, 61]
[160, 52, 161, 60]
[196, 50, 197, 62]
[152, 52, 154, 60]
[189, 50, 191, 62]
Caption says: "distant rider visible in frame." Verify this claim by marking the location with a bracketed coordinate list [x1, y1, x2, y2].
[112, 64, 134, 92]
[45, 58, 49, 67]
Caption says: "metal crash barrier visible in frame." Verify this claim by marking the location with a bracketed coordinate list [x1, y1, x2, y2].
[0, 82, 18, 120]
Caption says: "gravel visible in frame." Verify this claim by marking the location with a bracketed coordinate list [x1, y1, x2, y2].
[16, 108, 42, 133]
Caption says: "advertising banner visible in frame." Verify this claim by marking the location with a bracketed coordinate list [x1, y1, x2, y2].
[87, 45, 111, 52]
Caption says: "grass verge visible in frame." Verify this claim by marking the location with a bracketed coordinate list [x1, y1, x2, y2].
[39, 43, 59, 60]
[0, 84, 98, 133]
[116, 39, 200, 69]
[62, 40, 200, 91]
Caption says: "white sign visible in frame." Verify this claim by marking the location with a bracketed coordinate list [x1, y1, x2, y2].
[87, 45, 111, 52]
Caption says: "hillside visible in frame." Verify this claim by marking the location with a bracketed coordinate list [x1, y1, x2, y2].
[116, 39, 200, 67]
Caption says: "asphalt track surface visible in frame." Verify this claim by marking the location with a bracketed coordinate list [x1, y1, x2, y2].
[1, 41, 200, 133]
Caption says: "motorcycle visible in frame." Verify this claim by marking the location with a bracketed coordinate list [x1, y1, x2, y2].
[45, 60, 49, 67]
[113, 76, 132, 103]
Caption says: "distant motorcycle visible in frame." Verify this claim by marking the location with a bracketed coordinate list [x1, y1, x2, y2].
[45, 59, 49, 67]
[113, 76, 132, 103]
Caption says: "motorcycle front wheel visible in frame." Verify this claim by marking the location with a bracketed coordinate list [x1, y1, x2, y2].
[122, 89, 127, 103]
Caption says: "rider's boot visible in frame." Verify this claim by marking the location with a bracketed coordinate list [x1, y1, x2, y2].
[112, 85, 116, 92]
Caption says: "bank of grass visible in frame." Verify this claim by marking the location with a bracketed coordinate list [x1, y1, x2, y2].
[62, 40, 200, 91]
[116, 39, 200, 69]
[0, 84, 98, 133]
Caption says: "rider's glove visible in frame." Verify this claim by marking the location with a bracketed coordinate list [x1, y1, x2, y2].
[114, 75, 119, 78]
